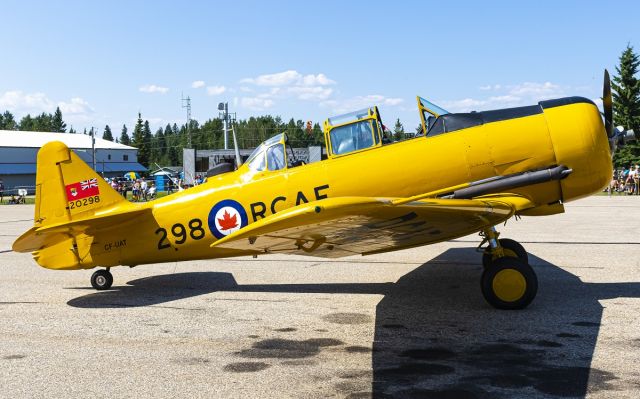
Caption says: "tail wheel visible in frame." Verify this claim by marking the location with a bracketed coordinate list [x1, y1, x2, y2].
[91, 269, 113, 290]
[482, 238, 528, 268]
[481, 257, 537, 310]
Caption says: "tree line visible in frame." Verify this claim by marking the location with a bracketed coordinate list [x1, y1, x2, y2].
[1, 44, 639, 169]
[611, 44, 640, 168]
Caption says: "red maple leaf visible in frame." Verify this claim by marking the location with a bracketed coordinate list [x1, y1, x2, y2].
[218, 210, 238, 230]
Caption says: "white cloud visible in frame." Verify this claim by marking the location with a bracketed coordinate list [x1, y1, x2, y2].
[139, 84, 169, 94]
[286, 86, 333, 100]
[320, 94, 404, 114]
[240, 97, 274, 111]
[441, 81, 567, 113]
[241, 70, 335, 87]
[508, 82, 560, 98]
[384, 98, 404, 106]
[0, 90, 95, 127]
[241, 70, 300, 86]
[206, 85, 226, 96]
[238, 70, 337, 103]
[300, 73, 334, 86]
[479, 84, 502, 91]
[0, 91, 54, 111]
[58, 97, 94, 116]
[191, 80, 205, 89]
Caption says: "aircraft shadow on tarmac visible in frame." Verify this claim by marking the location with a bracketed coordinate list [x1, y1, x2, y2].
[67, 248, 640, 399]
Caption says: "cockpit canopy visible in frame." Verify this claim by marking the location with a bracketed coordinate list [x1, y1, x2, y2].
[417, 96, 450, 135]
[246, 133, 286, 172]
[245, 133, 304, 172]
[323, 106, 383, 158]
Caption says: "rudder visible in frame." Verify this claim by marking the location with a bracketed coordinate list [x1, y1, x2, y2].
[34, 141, 129, 227]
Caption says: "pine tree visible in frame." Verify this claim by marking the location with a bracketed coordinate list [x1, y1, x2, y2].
[33, 112, 54, 132]
[102, 125, 114, 141]
[151, 127, 163, 165]
[393, 118, 404, 141]
[19, 115, 34, 131]
[131, 113, 148, 166]
[139, 119, 152, 167]
[156, 126, 166, 156]
[0, 111, 17, 130]
[69, 126, 76, 133]
[612, 44, 640, 167]
[119, 124, 130, 145]
[51, 107, 66, 132]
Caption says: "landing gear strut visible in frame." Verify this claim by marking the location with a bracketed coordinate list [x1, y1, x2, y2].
[479, 227, 537, 310]
[91, 268, 113, 290]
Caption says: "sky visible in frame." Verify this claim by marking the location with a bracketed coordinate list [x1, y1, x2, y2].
[1, 1, 639, 136]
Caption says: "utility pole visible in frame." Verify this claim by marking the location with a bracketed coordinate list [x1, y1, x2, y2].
[91, 126, 96, 171]
[182, 94, 192, 147]
[218, 102, 236, 150]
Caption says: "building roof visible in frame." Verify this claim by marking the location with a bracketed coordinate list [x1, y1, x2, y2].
[0, 130, 137, 150]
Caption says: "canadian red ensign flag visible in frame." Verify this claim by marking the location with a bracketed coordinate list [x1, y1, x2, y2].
[65, 178, 100, 201]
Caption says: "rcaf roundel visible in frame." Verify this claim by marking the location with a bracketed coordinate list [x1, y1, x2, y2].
[208, 199, 249, 239]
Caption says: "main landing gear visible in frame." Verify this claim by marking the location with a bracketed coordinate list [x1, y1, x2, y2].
[90, 268, 113, 290]
[479, 227, 537, 310]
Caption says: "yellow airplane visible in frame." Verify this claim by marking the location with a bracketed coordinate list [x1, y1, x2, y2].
[13, 71, 624, 310]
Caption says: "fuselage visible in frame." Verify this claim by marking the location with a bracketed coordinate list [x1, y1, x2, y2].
[34, 97, 612, 270]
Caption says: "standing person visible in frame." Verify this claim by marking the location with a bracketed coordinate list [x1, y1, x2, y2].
[629, 165, 639, 195]
[140, 178, 148, 201]
[0, 178, 4, 204]
[132, 180, 140, 202]
[167, 179, 173, 195]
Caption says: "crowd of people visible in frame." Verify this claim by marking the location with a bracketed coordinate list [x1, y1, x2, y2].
[608, 164, 640, 195]
[1, 174, 205, 204]
[105, 177, 158, 202]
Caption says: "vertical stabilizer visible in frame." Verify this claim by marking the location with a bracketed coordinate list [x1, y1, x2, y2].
[34, 141, 129, 227]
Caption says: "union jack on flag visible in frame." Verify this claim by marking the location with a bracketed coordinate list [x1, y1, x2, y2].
[81, 178, 98, 190]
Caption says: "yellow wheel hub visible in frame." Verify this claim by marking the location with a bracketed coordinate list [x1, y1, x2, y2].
[492, 269, 526, 302]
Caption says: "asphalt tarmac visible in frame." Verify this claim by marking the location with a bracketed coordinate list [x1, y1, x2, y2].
[1, 196, 639, 399]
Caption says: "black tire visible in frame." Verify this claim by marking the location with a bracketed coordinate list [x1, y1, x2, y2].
[481, 257, 537, 310]
[91, 269, 113, 290]
[482, 238, 528, 268]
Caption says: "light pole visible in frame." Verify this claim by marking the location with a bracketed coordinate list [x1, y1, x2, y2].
[218, 102, 236, 150]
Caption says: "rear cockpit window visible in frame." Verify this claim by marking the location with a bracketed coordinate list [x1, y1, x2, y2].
[330, 120, 374, 155]
[267, 144, 286, 171]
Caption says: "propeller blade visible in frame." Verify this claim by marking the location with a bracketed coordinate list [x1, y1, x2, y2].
[603, 69, 613, 137]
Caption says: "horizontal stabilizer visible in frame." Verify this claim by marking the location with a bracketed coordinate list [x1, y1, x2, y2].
[13, 207, 150, 253]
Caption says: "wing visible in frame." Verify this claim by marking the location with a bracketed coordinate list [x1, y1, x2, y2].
[210, 196, 521, 258]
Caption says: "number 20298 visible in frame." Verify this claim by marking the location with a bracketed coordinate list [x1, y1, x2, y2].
[69, 195, 100, 209]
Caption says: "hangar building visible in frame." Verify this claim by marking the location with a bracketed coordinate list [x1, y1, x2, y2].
[0, 130, 146, 191]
